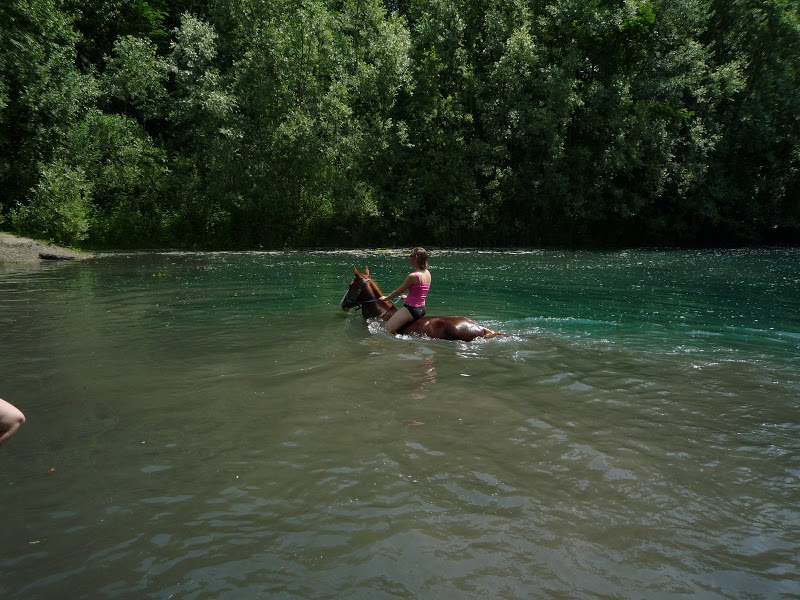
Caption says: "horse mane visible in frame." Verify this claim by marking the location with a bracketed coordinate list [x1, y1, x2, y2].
[355, 270, 394, 319]
[365, 278, 383, 300]
[355, 266, 385, 303]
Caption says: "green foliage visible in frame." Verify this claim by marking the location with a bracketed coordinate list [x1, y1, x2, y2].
[166, 14, 237, 154]
[67, 0, 170, 68]
[0, 0, 96, 210]
[65, 110, 169, 246]
[382, 0, 483, 244]
[101, 35, 169, 123]
[2, 0, 798, 248]
[219, 0, 412, 247]
[702, 0, 800, 241]
[11, 160, 93, 245]
[14, 109, 171, 247]
[158, 13, 239, 247]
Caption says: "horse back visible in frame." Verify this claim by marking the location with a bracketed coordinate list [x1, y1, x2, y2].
[401, 315, 496, 342]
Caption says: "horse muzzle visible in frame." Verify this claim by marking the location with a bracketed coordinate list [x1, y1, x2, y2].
[341, 292, 352, 311]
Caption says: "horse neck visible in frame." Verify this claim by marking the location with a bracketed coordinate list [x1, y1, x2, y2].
[362, 280, 395, 321]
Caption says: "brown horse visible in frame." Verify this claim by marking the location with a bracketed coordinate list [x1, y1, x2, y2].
[341, 266, 503, 342]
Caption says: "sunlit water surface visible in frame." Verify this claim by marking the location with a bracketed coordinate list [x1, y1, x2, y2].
[1, 249, 799, 599]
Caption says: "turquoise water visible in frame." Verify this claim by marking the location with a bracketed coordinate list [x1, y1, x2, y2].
[1, 249, 798, 599]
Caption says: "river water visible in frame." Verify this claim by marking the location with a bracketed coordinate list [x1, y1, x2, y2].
[1, 249, 798, 599]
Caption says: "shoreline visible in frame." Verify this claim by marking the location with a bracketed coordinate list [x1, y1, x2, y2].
[2, 232, 796, 266]
[0, 232, 91, 267]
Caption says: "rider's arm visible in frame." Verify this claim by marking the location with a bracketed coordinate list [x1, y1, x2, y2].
[379, 273, 416, 301]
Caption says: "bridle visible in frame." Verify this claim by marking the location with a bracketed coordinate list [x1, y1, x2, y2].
[344, 277, 381, 311]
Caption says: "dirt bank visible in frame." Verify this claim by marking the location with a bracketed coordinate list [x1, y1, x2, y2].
[0, 232, 91, 266]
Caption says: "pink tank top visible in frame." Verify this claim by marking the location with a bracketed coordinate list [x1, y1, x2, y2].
[405, 272, 430, 307]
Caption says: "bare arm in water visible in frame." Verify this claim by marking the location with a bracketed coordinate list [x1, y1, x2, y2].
[0, 397, 25, 448]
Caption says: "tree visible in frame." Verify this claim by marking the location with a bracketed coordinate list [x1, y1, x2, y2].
[11, 160, 93, 245]
[383, 0, 483, 245]
[0, 0, 95, 217]
[66, 0, 170, 69]
[101, 35, 169, 126]
[163, 12, 239, 247]
[702, 0, 800, 242]
[217, 0, 411, 247]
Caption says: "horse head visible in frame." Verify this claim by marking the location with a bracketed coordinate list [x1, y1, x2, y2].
[341, 266, 373, 311]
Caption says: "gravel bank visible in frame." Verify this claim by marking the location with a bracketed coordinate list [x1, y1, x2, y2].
[0, 232, 90, 267]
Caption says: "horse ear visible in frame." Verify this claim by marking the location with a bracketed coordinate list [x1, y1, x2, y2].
[353, 266, 360, 277]
[364, 266, 370, 277]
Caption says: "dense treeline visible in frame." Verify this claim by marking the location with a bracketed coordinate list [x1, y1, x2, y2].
[1, 0, 798, 248]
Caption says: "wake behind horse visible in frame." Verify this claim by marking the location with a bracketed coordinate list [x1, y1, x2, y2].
[341, 267, 502, 342]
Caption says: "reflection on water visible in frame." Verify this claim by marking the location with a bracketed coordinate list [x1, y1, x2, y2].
[1, 249, 799, 599]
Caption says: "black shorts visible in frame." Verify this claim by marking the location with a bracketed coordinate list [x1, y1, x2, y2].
[405, 304, 426, 321]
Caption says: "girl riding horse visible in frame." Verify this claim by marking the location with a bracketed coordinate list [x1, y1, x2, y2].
[378, 247, 432, 334]
[341, 260, 502, 342]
